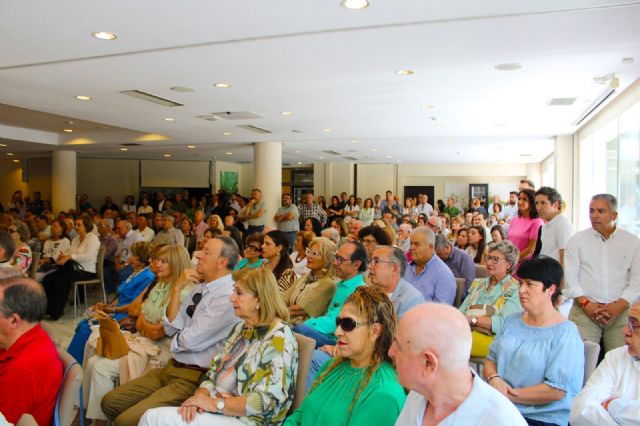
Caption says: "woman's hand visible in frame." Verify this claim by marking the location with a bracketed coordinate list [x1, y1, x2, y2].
[56, 254, 70, 265]
[319, 345, 337, 357]
[179, 390, 214, 422]
[490, 377, 514, 398]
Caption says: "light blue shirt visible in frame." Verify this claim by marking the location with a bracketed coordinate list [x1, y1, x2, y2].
[389, 279, 424, 318]
[488, 314, 585, 425]
[404, 255, 456, 305]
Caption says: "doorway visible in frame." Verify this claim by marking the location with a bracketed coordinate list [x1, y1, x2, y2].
[403, 186, 435, 207]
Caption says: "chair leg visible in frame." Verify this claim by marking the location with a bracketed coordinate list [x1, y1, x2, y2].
[74, 284, 78, 319]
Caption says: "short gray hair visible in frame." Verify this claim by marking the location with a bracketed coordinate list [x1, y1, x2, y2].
[118, 220, 133, 231]
[591, 194, 618, 212]
[411, 226, 435, 247]
[215, 235, 240, 270]
[389, 246, 408, 276]
[434, 234, 452, 251]
[487, 240, 520, 274]
[321, 228, 340, 246]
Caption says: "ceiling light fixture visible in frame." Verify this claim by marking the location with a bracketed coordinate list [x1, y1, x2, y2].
[187, 145, 195, 149]
[297, 161, 302, 165]
[0, 144, 7, 147]
[371, 148, 377, 152]
[281, 111, 294, 116]
[351, 140, 359, 144]
[341, 0, 369, 10]
[225, 152, 233, 155]
[295, 150, 301, 154]
[163, 154, 172, 158]
[170, 86, 194, 92]
[214, 83, 232, 88]
[92, 31, 117, 40]
[323, 128, 332, 133]
[494, 63, 522, 71]
[120, 148, 128, 151]
[164, 117, 176, 122]
[75, 95, 91, 101]
[386, 155, 392, 159]
[319, 156, 324, 160]
[12, 159, 20, 163]
[7, 153, 14, 156]
[395, 70, 414, 76]
[223, 132, 232, 136]
[420, 104, 434, 109]
[63, 129, 73, 133]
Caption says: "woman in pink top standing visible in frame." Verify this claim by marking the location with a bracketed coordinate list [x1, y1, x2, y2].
[507, 189, 544, 265]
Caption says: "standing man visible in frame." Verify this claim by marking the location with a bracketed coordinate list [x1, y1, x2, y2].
[298, 192, 327, 227]
[154, 215, 185, 247]
[97, 219, 119, 294]
[0, 277, 63, 426]
[415, 193, 434, 217]
[156, 192, 167, 213]
[443, 197, 460, 218]
[565, 194, 640, 353]
[102, 236, 241, 426]
[434, 234, 476, 297]
[502, 191, 519, 222]
[381, 190, 401, 219]
[404, 227, 456, 305]
[534, 186, 573, 264]
[390, 304, 527, 425]
[243, 188, 265, 236]
[274, 193, 299, 251]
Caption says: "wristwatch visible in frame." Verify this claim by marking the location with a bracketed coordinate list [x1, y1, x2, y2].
[470, 316, 478, 326]
[216, 398, 225, 413]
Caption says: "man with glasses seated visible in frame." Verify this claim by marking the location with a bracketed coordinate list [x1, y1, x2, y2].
[101, 236, 242, 426]
[571, 296, 640, 425]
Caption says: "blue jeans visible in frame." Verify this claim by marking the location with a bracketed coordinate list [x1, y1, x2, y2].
[292, 324, 335, 348]
[284, 231, 297, 254]
[307, 350, 332, 392]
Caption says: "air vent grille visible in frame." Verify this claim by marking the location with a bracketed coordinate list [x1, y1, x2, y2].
[121, 143, 141, 147]
[237, 125, 272, 134]
[322, 150, 342, 156]
[212, 111, 262, 120]
[120, 90, 183, 107]
[342, 156, 358, 161]
[547, 97, 576, 106]
[197, 115, 219, 122]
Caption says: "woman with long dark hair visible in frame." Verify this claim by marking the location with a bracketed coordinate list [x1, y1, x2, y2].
[262, 230, 296, 292]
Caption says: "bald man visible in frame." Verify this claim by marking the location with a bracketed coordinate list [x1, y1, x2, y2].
[389, 304, 526, 425]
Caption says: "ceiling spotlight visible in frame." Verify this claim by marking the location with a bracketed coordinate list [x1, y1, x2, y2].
[295, 150, 301, 154]
[371, 148, 377, 152]
[281, 111, 294, 116]
[6, 153, 14, 156]
[214, 83, 232, 88]
[75, 95, 91, 101]
[63, 129, 73, 133]
[164, 117, 176, 122]
[351, 140, 359, 144]
[225, 152, 233, 155]
[494, 63, 522, 71]
[385, 155, 392, 159]
[187, 145, 195, 149]
[341, 0, 369, 10]
[92, 31, 117, 40]
[170, 86, 194, 92]
[120, 148, 128, 151]
[395, 70, 414, 76]
[12, 159, 20, 163]
[0, 144, 7, 147]
[319, 156, 324, 160]
[420, 104, 434, 109]
[323, 128, 332, 133]
[297, 161, 302, 165]
[163, 154, 172, 158]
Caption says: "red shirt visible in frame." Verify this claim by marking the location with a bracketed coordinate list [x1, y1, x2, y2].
[0, 324, 63, 425]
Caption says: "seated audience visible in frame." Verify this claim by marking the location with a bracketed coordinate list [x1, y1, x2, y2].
[491, 224, 506, 243]
[343, 195, 360, 222]
[234, 233, 264, 271]
[286, 286, 406, 426]
[484, 256, 584, 426]
[347, 219, 363, 241]
[570, 296, 640, 425]
[458, 240, 521, 357]
[38, 219, 71, 275]
[42, 217, 100, 320]
[0, 277, 63, 426]
[467, 225, 487, 265]
[155, 214, 185, 247]
[0, 231, 16, 272]
[122, 195, 137, 214]
[8, 222, 32, 274]
[456, 226, 469, 250]
[208, 214, 225, 233]
[289, 231, 314, 277]
[358, 225, 390, 260]
[392, 303, 527, 425]
[302, 217, 323, 237]
[395, 223, 412, 254]
[320, 226, 340, 246]
[101, 236, 242, 426]
[180, 217, 196, 254]
[434, 234, 476, 297]
[137, 197, 154, 215]
[140, 267, 298, 426]
[136, 214, 156, 243]
[404, 227, 456, 305]
[261, 230, 297, 292]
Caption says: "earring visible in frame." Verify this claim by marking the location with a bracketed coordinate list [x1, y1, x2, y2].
[256, 304, 260, 310]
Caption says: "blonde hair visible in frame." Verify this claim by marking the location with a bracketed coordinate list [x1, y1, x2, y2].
[309, 237, 337, 277]
[232, 268, 289, 324]
[209, 214, 224, 232]
[158, 244, 191, 286]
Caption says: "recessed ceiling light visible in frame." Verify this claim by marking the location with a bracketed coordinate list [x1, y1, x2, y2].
[187, 145, 195, 149]
[214, 83, 232, 88]
[12, 159, 20, 163]
[622, 57, 634, 64]
[225, 152, 233, 155]
[341, 0, 369, 10]
[163, 154, 172, 158]
[297, 161, 302, 165]
[494, 63, 522, 71]
[75, 95, 91, 101]
[223, 132, 232, 136]
[295, 150, 301, 154]
[164, 117, 176, 122]
[319, 156, 324, 160]
[397, 160, 402, 163]
[323, 128, 332, 133]
[170, 86, 194, 92]
[0, 144, 7, 147]
[92, 31, 117, 40]
[420, 104, 434, 109]
[371, 148, 377, 152]
[6, 153, 14, 156]
[351, 140, 359, 144]
[281, 111, 294, 116]
[386, 155, 392, 159]
[395, 70, 414, 76]
[120, 148, 128, 151]
[63, 129, 73, 133]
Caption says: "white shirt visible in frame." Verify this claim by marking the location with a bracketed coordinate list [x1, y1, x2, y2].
[416, 203, 434, 217]
[70, 233, 101, 273]
[136, 227, 155, 243]
[564, 227, 640, 303]
[571, 346, 640, 426]
[42, 238, 71, 261]
[502, 203, 518, 221]
[395, 371, 527, 426]
[540, 214, 574, 262]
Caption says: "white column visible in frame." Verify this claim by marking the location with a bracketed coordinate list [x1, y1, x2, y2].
[52, 150, 76, 213]
[253, 142, 282, 228]
[555, 134, 575, 223]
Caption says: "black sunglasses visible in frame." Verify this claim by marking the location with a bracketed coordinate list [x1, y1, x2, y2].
[335, 316, 367, 332]
[186, 292, 203, 318]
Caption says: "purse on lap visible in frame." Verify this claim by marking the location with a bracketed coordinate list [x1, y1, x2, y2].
[95, 311, 130, 360]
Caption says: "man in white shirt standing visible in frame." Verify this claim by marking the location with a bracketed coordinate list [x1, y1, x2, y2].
[565, 193, 640, 353]
[502, 191, 519, 222]
[415, 193, 434, 217]
[535, 186, 574, 265]
[390, 303, 526, 425]
[274, 193, 299, 252]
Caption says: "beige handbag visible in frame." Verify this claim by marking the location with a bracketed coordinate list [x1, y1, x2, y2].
[95, 311, 130, 360]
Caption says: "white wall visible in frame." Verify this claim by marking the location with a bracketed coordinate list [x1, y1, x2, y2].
[314, 163, 355, 199]
[77, 159, 140, 208]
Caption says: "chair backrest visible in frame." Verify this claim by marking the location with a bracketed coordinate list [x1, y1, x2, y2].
[583, 340, 600, 386]
[290, 332, 315, 413]
[454, 278, 466, 308]
[55, 349, 83, 426]
[95, 245, 106, 283]
[29, 252, 41, 279]
[16, 414, 37, 426]
[475, 264, 488, 279]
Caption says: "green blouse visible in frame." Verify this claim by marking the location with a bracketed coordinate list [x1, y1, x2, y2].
[285, 361, 406, 426]
[141, 281, 194, 324]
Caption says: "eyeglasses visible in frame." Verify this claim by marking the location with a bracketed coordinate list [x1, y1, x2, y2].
[245, 245, 262, 252]
[186, 292, 203, 318]
[305, 247, 321, 257]
[628, 318, 639, 335]
[334, 254, 352, 264]
[368, 257, 396, 267]
[486, 255, 505, 264]
[336, 316, 368, 332]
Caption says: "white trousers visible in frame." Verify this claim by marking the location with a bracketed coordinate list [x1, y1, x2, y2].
[83, 354, 120, 420]
[139, 407, 245, 426]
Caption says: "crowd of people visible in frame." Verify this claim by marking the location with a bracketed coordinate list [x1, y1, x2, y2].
[0, 179, 639, 426]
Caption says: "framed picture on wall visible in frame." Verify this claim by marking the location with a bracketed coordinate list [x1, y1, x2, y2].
[220, 171, 238, 193]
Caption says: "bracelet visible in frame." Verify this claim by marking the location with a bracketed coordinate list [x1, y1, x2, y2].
[579, 299, 590, 310]
[487, 374, 500, 382]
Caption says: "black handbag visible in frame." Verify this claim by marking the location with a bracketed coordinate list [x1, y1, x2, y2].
[59, 258, 85, 274]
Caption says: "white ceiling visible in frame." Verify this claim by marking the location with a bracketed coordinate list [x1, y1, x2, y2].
[1, 0, 640, 165]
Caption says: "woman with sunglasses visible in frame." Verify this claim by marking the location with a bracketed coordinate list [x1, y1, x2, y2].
[234, 234, 264, 271]
[261, 230, 296, 293]
[286, 286, 406, 426]
[283, 237, 339, 325]
[140, 267, 298, 426]
[83, 244, 195, 426]
[7, 221, 32, 274]
[484, 256, 583, 426]
[458, 240, 522, 358]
